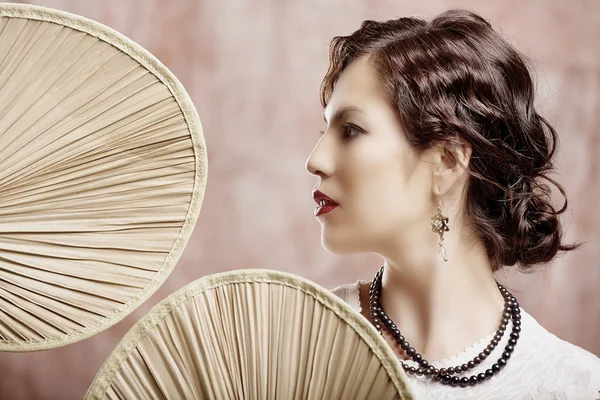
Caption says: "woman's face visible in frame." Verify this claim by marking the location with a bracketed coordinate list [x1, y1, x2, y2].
[306, 56, 435, 254]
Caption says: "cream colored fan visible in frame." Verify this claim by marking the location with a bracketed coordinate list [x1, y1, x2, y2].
[85, 269, 414, 400]
[0, 4, 206, 351]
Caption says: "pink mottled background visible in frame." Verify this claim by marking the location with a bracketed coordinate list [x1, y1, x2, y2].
[1, 0, 599, 399]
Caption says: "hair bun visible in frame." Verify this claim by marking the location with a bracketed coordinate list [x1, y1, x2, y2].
[503, 175, 563, 266]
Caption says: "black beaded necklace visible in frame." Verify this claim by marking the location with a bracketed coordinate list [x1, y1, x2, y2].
[369, 266, 522, 388]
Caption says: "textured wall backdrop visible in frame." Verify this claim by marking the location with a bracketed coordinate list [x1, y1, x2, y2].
[0, 0, 599, 399]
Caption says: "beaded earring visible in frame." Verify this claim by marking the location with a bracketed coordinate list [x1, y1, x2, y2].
[431, 196, 450, 261]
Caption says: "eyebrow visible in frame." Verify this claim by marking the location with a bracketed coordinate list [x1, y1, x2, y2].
[323, 105, 365, 124]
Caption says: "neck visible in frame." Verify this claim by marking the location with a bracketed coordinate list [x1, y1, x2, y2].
[375, 225, 505, 362]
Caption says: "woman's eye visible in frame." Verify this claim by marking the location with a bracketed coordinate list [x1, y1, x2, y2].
[342, 123, 362, 140]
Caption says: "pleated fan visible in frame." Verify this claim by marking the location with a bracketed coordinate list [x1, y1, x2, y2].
[0, 4, 207, 351]
[85, 269, 414, 400]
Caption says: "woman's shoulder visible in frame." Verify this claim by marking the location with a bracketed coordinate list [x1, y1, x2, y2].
[519, 310, 600, 396]
[545, 328, 600, 377]
[523, 310, 600, 364]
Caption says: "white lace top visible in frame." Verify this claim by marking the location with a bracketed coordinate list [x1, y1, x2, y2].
[332, 281, 600, 400]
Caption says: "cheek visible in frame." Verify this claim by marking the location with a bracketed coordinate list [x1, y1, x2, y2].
[345, 152, 430, 231]
[360, 177, 411, 231]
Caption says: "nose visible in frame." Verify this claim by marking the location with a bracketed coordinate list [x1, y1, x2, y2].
[305, 135, 333, 178]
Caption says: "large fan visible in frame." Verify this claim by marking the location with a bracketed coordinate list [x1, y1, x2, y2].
[0, 4, 207, 351]
[85, 269, 414, 400]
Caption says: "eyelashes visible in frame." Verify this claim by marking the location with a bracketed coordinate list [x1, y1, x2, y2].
[318, 123, 365, 141]
[342, 123, 362, 140]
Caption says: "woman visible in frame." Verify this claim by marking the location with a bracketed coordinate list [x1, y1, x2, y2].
[306, 9, 600, 399]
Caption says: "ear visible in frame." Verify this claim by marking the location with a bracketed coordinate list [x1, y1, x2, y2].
[432, 139, 472, 197]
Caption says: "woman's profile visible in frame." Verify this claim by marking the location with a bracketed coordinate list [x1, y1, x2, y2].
[306, 8, 600, 398]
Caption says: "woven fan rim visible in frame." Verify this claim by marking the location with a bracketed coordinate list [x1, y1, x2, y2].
[84, 269, 414, 400]
[0, 3, 208, 352]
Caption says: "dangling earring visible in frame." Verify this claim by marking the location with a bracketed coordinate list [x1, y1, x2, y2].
[431, 196, 450, 261]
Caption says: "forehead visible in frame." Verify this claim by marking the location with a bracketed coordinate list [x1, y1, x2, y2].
[324, 56, 388, 121]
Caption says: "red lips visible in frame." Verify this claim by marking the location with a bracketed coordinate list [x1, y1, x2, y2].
[313, 190, 339, 217]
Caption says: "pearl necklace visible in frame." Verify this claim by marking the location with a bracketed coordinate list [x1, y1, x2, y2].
[369, 266, 521, 387]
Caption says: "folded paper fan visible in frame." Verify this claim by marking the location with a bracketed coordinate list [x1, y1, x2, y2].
[85, 269, 414, 400]
[0, 4, 207, 351]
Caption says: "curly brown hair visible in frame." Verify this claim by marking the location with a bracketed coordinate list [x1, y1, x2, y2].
[320, 9, 579, 271]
